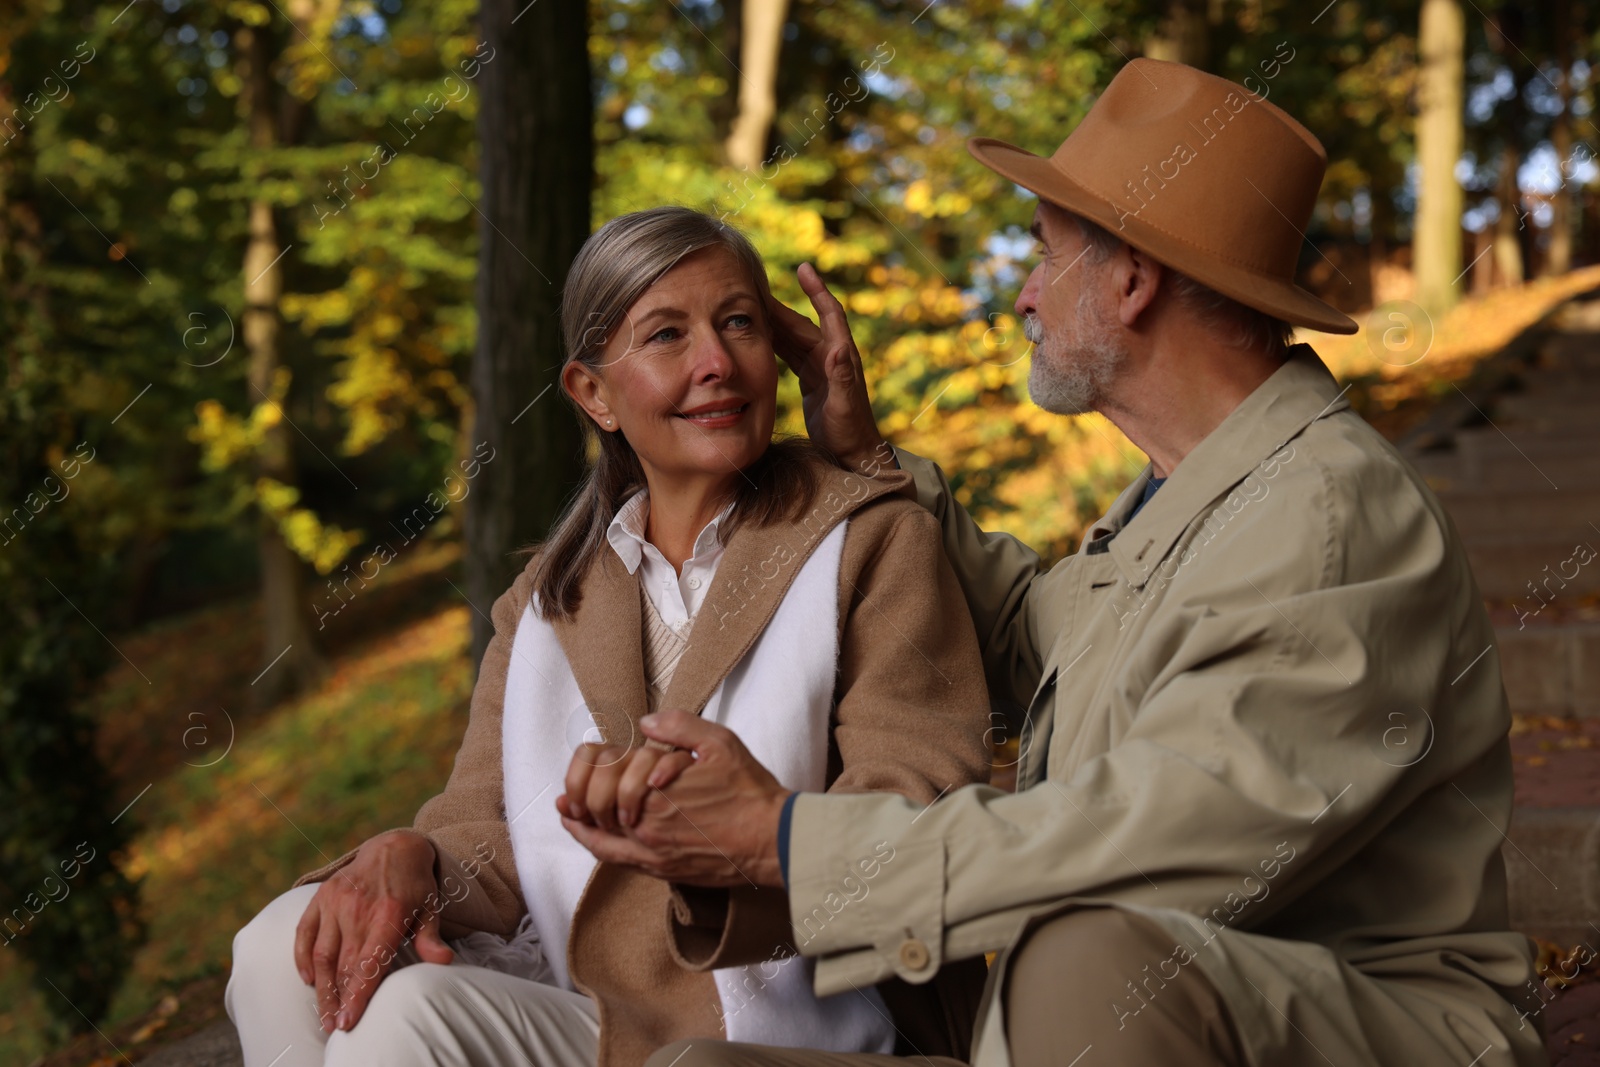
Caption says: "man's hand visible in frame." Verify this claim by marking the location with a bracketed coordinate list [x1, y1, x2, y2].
[292, 829, 453, 1033]
[557, 740, 695, 832]
[768, 263, 890, 473]
[559, 710, 791, 889]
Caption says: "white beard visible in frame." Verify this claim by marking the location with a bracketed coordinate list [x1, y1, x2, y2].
[1024, 288, 1125, 416]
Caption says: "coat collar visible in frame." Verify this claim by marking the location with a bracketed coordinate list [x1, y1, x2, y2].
[1087, 344, 1350, 590]
[550, 456, 914, 744]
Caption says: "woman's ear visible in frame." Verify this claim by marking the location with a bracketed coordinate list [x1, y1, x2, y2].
[562, 361, 618, 432]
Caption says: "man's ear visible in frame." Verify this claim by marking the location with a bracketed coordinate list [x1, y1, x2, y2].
[562, 360, 616, 431]
[1112, 245, 1163, 329]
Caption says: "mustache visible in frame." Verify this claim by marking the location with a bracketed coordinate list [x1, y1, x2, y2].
[1022, 314, 1044, 345]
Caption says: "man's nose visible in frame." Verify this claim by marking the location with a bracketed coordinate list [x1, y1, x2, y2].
[1014, 263, 1043, 319]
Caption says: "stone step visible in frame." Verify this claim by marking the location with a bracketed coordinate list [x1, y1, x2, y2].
[1494, 622, 1600, 718]
[1464, 539, 1600, 600]
[1454, 426, 1600, 459]
[1501, 390, 1600, 417]
[1513, 368, 1600, 393]
[1539, 332, 1600, 360]
[1473, 452, 1600, 488]
[1492, 393, 1600, 427]
[1514, 368, 1596, 393]
[1412, 452, 1465, 485]
[1504, 806, 1600, 948]
[1416, 453, 1600, 493]
[138, 1018, 243, 1066]
[1539, 334, 1600, 366]
[1438, 488, 1600, 540]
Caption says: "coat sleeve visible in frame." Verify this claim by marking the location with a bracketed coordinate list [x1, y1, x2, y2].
[292, 565, 531, 939]
[892, 447, 1055, 706]
[782, 453, 1511, 994]
[668, 502, 993, 971]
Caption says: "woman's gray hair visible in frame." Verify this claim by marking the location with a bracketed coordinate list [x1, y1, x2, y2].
[560, 206, 775, 368]
[528, 206, 825, 620]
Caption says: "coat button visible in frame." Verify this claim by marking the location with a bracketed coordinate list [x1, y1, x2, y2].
[898, 938, 931, 971]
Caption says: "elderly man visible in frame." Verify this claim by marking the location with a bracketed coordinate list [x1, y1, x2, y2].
[562, 59, 1545, 1067]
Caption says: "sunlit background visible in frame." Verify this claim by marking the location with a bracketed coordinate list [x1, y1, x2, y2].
[3, 0, 1597, 1061]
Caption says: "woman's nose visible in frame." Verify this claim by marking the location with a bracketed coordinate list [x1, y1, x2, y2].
[689, 330, 737, 381]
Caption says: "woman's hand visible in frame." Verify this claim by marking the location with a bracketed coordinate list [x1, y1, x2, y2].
[558, 739, 696, 832]
[767, 263, 891, 474]
[292, 829, 453, 1033]
[561, 711, 790, 888]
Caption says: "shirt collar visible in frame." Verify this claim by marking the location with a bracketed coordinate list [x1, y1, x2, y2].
[1092, 344, 1351, 587]
[605, 488, 735, 574]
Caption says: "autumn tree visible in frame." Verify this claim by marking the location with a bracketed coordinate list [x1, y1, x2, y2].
[463, 0, 591, 668]
[1415, 0, 1465, 313]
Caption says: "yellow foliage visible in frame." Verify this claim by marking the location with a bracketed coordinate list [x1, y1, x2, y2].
[849, 290, 886, 316]
[904, 179, 934, 216]
[904, 179, 975, 219]
[254, 477, 365, 574]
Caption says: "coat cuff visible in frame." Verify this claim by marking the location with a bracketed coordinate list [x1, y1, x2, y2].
[430, 841, 514, 937]
[292, 845, 361, 890]
[666, 883, 797, 971]
[786, 791, 946, 985]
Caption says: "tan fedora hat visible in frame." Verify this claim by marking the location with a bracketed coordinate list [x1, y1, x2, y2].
[968, 58, 1358, 335]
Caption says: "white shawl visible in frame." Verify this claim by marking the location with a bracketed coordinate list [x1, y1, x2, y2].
[497, 519, 894, 1053]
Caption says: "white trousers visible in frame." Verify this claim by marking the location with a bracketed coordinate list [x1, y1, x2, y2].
[226, 884, 599, 1067]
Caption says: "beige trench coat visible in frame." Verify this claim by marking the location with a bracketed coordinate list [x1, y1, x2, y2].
[772, 346, 1545, 1067]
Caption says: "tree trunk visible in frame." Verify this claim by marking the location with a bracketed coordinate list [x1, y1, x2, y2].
[240, 22, 325, 706]
[1414, 0, 1465, 315]
[1145, 0, 1211, 68]
[465, 0, 591, 670]
[1492, 145, 1525, 287]
[724, 0, 790, 171]
[1545, 0, 1576, 277]
[1487, 8, 1527, 287]
[1471, 225, 1495, 295]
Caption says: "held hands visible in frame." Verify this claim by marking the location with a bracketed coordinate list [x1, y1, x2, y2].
[293, 829, 453, 1033]
[766, 263, 889, 474]
[558, 736, 696, 833]
[558, 710, 790, 889]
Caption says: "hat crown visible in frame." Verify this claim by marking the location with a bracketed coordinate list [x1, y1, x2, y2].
[1051, 59, 1327, 279]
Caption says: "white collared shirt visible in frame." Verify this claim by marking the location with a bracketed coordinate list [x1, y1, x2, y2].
[605, 489, 734, 636]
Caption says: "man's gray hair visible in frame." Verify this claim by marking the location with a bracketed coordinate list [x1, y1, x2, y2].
[1066, 212, 1296, 356]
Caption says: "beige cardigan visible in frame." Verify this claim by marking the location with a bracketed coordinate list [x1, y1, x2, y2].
[297, 457, 993, 1066]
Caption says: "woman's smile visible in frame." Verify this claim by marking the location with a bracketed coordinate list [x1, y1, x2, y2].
[677, 399, 751, 429]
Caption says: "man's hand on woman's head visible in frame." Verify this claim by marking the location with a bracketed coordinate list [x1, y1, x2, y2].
[292, 828, 453, 1034]
[767, 263, 890, 474]
[558, 710, 790, 889]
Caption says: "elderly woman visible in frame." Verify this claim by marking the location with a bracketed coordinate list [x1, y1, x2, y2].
[225, 206, 991, 1067]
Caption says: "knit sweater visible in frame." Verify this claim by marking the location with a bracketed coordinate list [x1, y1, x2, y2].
[640, 580, 689, 713]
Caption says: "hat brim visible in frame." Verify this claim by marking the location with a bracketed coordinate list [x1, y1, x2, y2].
[968, 137, 1360, 336]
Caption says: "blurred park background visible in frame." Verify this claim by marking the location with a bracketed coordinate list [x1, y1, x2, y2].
[3, 0, 1600, 1061]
